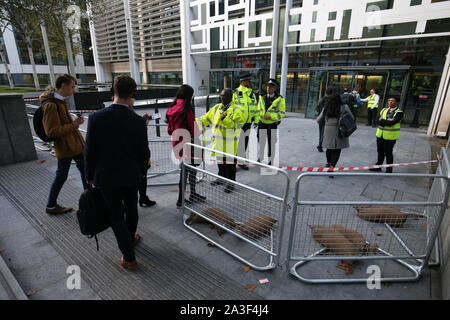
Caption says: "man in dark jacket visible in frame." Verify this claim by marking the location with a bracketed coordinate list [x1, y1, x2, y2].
[84, 75, 150, 270]
[316, 86, 333, 152]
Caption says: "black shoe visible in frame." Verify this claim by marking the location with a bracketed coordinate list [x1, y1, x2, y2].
[224, 185, 235, 193]
[366, 123, 371, 126]
[386, 168, 393, 173]
[210, 179, 225, 186]
[317, 146, 323, 152]
[189, 192, 206, 202]
[238, 164, 249, 170]
[369, 165, 382, 172]
[139, 196, 156, 207]
[176, 199, 192, 208]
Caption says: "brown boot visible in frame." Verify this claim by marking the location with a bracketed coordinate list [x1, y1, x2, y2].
[121, 256, 137, 270]
[46, 205, 72, 215]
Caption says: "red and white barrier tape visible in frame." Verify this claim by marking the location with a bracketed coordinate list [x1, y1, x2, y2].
[185, 156, 441, 172]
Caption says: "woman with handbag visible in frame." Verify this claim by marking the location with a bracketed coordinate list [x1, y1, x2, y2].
[166, 84, 206, 207]
[316, 94, 353, 177]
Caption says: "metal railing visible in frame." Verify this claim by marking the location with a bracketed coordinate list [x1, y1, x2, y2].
[180, 143, 290, 270]
[284, 147, 450, 284]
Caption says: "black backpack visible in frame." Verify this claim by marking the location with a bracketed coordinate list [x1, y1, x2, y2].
[76, 187, 110, 251]
[33, 98, 60, 142]
[338, 104, 357, 137]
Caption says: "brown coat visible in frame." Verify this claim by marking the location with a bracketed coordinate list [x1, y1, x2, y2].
[40, 89, 85, 159]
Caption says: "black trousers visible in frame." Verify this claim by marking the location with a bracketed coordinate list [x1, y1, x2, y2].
[377, 137, 396, 172]
[100, 186, 139, 262]
[138, 169, 148, 199]
[178, 166, 198, 202]
[326, 149, 342, 167]
[218, 157, 236, 182]
[367, 108, 378, 126]
[238, 122, 252, 159]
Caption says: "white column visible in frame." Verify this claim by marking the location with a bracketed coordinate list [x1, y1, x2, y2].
[87, 5, 105, 84]
[40, 23, 55, 87]
[270, 0, 280, 79]
[280, 0, 292, 97]
[63, 22, 76, 76]
[124, 0, 140, 84]
[180, 0, 196, 87]
[428, 45, 450, 136]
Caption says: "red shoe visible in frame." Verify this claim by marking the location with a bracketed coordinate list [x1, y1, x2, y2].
[120, 256, 137, 270]
[133, 234, 141, 247]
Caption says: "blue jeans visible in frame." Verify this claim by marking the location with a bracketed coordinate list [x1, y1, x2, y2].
[318, 123, 324, 148]
[46, 153, 87, 208]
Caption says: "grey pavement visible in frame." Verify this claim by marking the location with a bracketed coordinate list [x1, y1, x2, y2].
[0, 111, 445, 300]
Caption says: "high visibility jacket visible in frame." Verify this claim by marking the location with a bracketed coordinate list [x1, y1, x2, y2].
[367, 94, 380, 109]
[232, 85, 259, 124]
[258, 95, 286, 125]
[196, 102, 245, 156]
[376, 108, 404, 140]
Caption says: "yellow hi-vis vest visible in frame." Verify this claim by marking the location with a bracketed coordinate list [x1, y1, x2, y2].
[367, 94, 379, 109]
[196, 102, 245, 156]
[376, 108, 403, 140]
[233, 85, 259, 124]
[258, 95, 286, 125]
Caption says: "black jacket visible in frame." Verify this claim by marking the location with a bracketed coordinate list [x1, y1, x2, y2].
[84, 104, 150, 188]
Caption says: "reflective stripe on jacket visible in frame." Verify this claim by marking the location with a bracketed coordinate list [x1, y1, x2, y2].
[376, 108, 403, 140]
[233, 85, 259, 124]
[258, 95, 286, 124]
[197, 102, 245, 156]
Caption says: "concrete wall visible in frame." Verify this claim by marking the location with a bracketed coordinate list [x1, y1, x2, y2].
[0, 94, 37, 165]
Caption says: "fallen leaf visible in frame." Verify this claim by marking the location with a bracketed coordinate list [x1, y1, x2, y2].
[424, 224, 428, 228]
[39, 160, 46, 163]
[336, 264, 354, 274]
[172, 189, 178, 192]
[374, 231, 383, 236]
[26, 290, 37, 297]
[68, 177, 76, 182]
[0, 248, 4, 253]
[207, 241, 215, 247]
[246, 284, 257, 291]
[242, 265, 251, 273]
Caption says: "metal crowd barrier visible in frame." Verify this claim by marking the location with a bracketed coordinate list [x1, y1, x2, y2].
[284, 147, 450, 284]
[181, 143, 290, 270]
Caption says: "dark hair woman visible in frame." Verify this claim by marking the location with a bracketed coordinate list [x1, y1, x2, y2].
[316, 94, 353, 177]
[166, 84, 205, 207]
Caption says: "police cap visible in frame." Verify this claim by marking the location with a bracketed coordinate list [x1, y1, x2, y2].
[239, 73, 253, 82]
[267, 78, 280, 88]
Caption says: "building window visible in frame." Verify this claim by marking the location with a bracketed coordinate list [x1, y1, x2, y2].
[310, 29, 316, 42]
[312, 11, 317, 23]
[328, 11, 337, 21]
[314, 0, 319, 4]
[410, 0, 422, 5]
[326, 27, 335, 41]
[366, 0, 394, 11]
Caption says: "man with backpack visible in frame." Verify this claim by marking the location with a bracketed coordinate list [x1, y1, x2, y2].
[40, 74, 87, 215]
[84, 75, 150, 270]
[340, 87, 361, 119]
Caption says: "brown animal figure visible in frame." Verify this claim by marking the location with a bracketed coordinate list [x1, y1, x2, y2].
[355, 207, 409, 227]
[235, 214, 277, 240]
[309, 225, 378, 267]
[185, 212, 209, 226]
[201, 208, 236, 236]
[329, 225, 378, 254]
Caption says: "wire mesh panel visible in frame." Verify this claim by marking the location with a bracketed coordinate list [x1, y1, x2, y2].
[286, 148, 450, 283]
[181, 144, 290, 270]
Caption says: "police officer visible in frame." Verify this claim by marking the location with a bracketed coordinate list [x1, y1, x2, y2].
[234, 73, 259, 170]
[257, 78, 285, 166]
[197, 88, 245, 193]
[369, 96, 404, 173]
[361, 88, 380, 127]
